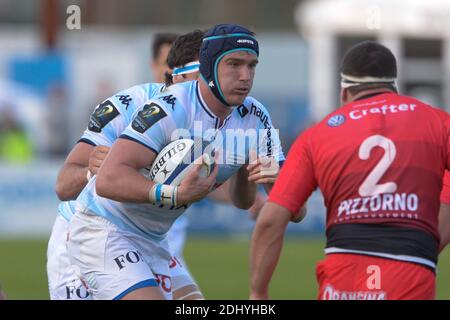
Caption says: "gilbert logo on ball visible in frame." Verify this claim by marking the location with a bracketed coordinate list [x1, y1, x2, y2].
[150, 138, 215, 186]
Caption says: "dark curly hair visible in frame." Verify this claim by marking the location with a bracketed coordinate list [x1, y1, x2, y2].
[164, 29, 204, 87]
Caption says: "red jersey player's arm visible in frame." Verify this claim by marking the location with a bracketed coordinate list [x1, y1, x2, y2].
[267, 130, 317, 220]
[249, 202, 291, 300]
[441, 129, 450, 253]
[249, 132, 317, 299]
[439, 203, 450, 252]
[440, 115, 450, 252]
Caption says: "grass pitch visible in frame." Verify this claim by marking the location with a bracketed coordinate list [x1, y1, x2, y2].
[0, 236, 449, 300]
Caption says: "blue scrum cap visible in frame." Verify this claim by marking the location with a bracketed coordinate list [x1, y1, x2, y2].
[199, 24, 259, 106]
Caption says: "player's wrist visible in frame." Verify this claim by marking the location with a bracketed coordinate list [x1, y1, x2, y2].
[148, 183, 178, 207]
[175, 184, 188, 205]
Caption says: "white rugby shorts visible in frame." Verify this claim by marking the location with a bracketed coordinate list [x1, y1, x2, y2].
[47, 215, 92, 300]
[67, 211, 172, 300]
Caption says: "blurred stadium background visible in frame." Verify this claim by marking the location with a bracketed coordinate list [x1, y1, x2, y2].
[0, 0, 450, 299]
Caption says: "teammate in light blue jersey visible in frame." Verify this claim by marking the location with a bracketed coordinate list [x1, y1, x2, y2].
[47, 30, 204, 300]
[68, 24, 286, 300]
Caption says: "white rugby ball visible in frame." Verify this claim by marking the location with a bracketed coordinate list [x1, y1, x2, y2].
[149, 138, 215, 186]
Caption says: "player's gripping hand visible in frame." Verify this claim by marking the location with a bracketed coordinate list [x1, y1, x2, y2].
[246, 150, 280, 185]
[177, 153, 219, 205]
[88, 145, 110, 175]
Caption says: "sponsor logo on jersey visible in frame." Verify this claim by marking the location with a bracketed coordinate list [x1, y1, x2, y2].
[237, 104, 249, 118]
[65, 284, 90, 299]
[327, 114, 346, 127]
[160, 94, 176, 109]
[169, 256, 183, 269]
[142, 105, 161, 118]
[237, 39, 254, 45]
[337, 193, 419, 220]
[250, 104, 270, 127]
[250, 103, 273, 156]
[322, 285, 386, 300]
[88, 100, 120, 132]
[155, 274, 172, 293]
[114, 250, 145, 270]
[115, 94, 132, 109]
[132, 103, 167, 133]
[349, 104, 417, 120]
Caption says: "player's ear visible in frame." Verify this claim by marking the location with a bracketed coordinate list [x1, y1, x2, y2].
[340, 87, 349, 105]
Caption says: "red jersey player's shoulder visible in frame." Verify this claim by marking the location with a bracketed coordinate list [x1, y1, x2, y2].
[394, 93, 448, 118]
[288, 120, 333, 167]
[294, 123, 316, 144]
[314, 108, 349, 132]
[319, 92, 448, 127]
[291, 110, 351, 151]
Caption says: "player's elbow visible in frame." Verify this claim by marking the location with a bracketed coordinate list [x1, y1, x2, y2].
[231, 189, 256, 210]
[233, 197, 255, 210]
[55, 181, 72, 201]
[55, 172, 79, 201]
[291, 205, 307, 223]
[257, 202, 292, 231]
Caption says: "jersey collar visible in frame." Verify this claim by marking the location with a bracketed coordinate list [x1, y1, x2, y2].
[196, 81, 233, 129]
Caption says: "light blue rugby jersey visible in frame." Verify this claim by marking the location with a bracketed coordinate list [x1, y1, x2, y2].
[57, 82, 165, 222]
[76, 80, 285, 241]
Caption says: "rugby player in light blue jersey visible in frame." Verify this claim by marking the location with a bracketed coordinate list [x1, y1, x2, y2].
[47, 30, 204, 300]
[67, 24, 286, 300]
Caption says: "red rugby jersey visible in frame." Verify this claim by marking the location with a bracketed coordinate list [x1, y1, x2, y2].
[440, 171, 450, 204]
[270, 93, 450, 242]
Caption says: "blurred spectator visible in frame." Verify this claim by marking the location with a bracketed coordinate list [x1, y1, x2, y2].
[46, 83, 69, 156]
[0, 79, 47, 157]
[0, 104, 33, 164]
[150, 33, 178, 83]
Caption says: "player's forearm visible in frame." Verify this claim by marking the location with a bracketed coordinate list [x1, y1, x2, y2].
[438, 203, 450, 252]
[230, 167, 256, 209]
[207, 181, 232, 203]
[55, 164, 90, 201]
[250, 203, 290, 299]
[96, 164, 153, 203]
